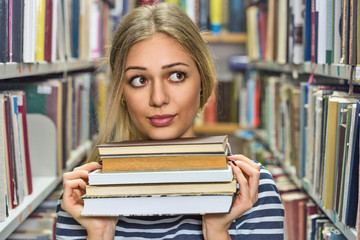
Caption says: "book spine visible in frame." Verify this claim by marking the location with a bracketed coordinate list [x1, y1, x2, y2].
[0, 0, 9, 63]
[35, 0, 46, 62]
[11, 0, 24, 63]
[209, 0, 221, 34]
[44, 0, 53, 62]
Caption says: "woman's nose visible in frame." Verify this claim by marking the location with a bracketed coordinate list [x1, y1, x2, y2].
[149, 79, 169, 107]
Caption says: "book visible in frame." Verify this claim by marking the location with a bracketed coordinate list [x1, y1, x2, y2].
[81, 194, 235, 216]
[101, 153, 229, 172]
[11, 0, 24, 63]
[322, 95, 358, 210]
[209, 0, 221, 34]
[282, 191, 308, 240]
[0, 0, 9, 63]
[35, 0, 46, 62]
[89, 165, 234, 185]
[97, 135, 230, 156]
[85, 179, 236, 197]
[44, 0, 53, 62]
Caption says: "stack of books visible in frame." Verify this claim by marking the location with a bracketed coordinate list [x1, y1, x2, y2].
[81, 135, 236, 216]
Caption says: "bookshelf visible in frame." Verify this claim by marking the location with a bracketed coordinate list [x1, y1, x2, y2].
[0, 140, 92, 240]
[0, 60, 97, 80]
[250, 61, 356, 82]
[244, 0, 360, 237]
[253, 129, 357, 240]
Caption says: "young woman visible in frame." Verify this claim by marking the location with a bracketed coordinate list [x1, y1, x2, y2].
[56, 3, 284, 239]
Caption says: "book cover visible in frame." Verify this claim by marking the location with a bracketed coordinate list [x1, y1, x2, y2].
[0, 94, 6, 221]
[97, 135, 229, 156]
[276, 0, 288, 64]
[293, 0, 305, 64]
[44, 0, 53, 62]
[13, 91, 33, 195]
[209, 0, 221, 34]
[85, 179, 236, 197]
[101, 153, 229, 172]
[89, 165, 234, 185]
[304, 0, 312, 61]
[0, 0, 9, 63]
[339, 0, 350, 64]
[228, 0, 246, 33]
[333, 0, 342, 64]
[11, 0, 24, 63]
[81, 194, 234, 216]
[344, 101, 360, 227]
[71, 0, 79, 59]
[35, 0, 46, 61]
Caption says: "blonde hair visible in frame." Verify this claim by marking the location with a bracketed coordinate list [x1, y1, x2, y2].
[87, 3, 216, 163]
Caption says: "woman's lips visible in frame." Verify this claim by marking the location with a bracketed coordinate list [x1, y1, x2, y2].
[148, 114, 176, 127]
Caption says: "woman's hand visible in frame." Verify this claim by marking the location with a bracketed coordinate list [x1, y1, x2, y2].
[61, 162, 118, 240]
[202, 154, 261, 240]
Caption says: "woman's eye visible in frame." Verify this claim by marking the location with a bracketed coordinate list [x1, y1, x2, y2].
[130, 76, 147, 87]
[169, 72, 186, 82]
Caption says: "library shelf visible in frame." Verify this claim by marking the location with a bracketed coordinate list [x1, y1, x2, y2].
[249, 61, 358, 82]
[254, 129, 357, 240]
[0, 60, 97, 80]
[0, 140, 92, 239]
[201, 32, 247, 44]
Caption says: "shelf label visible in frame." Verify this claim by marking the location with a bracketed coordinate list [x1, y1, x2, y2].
[18, 213, 22, 223]
[37, 85, 52, 95]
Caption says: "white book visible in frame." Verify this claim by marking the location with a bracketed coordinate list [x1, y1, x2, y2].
[317, 0, 327, 64]
[89, 165, 233, 185]
[333, 0, 342, 63]
[81, 194, 234, 216]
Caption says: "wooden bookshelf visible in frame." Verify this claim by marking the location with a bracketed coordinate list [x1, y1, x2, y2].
[201, 32, 247, 44]
[0, 60, 97, 80]
[0, 140, 92, 240]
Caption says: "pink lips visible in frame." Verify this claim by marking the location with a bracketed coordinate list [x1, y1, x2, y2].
[148, 114, 176, 127]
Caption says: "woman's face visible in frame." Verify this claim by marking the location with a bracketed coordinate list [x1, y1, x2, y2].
[123, 33, 201, 140]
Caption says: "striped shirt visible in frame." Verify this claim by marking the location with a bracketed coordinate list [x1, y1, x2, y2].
[56, 164, 284, 239]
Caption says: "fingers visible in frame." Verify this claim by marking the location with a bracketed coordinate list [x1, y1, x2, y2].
[227, 154, 260, 171]
[228, 158, 260, 205]
[73, 161, 101, 172]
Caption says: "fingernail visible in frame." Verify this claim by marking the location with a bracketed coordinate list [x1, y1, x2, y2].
[227, 159, 236, 165]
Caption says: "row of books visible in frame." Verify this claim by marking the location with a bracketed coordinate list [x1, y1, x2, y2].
[121, 0, 246, 34]
[0, 91, 32, 222]
[81, 135, 236, 216]
[0, 0, 113, 63]
[7, 184, 62, 239]
[253, 70, 360, 229]
[0, 73, 96, 174]
[246, 0, 360, 65]
[0, 72, 105, 223]
[267, 166, 348, 240]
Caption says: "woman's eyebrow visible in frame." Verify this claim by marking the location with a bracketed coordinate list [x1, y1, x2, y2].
[161, 62, 189, 69]
[125, 66, 147, 72]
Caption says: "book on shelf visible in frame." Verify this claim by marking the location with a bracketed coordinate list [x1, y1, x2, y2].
[0, 91, 33, 222]
[0, 0, 111, 64]
[88, 165, 234, 185]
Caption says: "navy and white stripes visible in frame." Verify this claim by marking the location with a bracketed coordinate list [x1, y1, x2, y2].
[55, 164, 284, 239]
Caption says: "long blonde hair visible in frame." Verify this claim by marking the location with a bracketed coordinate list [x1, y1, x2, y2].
[87, 3, 216, 163]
